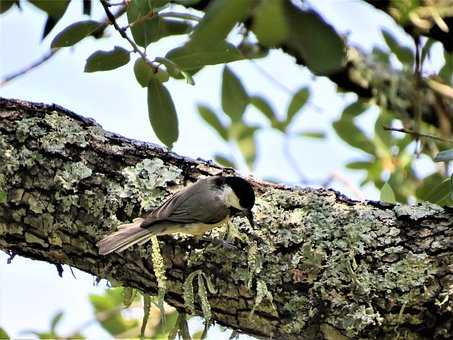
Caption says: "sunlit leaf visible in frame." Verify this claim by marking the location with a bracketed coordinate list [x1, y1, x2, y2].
[189, 0, 254, 47]
[51, 20, 100, 48]
[84, 46, 130, 72]
[382, 30, 414, 67]
[222, 66, 249, 122]
[198, 105, 228, 141]
[252, 0, 288, 46]
[283, 3, 346, 75]
[147, 79, 179, 148]
[166, 41, 242, 70]
[0, 327, 9, 339]
[286, 87, 309, 125]
[374, 110, 393, 151]
[434, 149, 453, 162]
[380, 182, 396, 203]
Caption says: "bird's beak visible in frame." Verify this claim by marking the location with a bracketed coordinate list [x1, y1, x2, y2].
[245, 209, 254, 227]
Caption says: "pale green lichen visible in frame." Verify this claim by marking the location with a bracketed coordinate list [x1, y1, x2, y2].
[54, 161, 92, 190]
[114, 158, 181, 211]
[40, 113, 89, 153]
[394, 203, 443, 220]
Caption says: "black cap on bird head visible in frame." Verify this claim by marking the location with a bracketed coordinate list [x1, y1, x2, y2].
[222, 176, 255, 209]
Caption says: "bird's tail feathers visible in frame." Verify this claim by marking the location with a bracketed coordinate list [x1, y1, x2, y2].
[97, 218, 152, 255]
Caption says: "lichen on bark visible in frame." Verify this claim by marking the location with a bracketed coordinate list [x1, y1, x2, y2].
[0, 98, 452, 339]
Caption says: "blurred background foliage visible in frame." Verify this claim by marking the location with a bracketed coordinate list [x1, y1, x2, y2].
[1, 0, 453, 338]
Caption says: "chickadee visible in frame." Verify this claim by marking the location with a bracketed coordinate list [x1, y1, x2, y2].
[98, 176, 255, 255]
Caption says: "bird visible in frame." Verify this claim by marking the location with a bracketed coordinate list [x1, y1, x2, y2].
[97, 176, 255, 255]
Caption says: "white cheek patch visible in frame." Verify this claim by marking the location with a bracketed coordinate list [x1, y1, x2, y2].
[223, 185, 242, 210]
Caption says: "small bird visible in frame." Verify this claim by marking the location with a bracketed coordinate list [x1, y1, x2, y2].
[97, 176, 255, 255]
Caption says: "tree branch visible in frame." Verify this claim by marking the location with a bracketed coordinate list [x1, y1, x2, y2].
[0, 98, 452, 339]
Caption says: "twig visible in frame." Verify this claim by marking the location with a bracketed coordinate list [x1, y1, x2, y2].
[100, 0, 155, 69]
[383, 126, 453, 144]
[0, 50, 57, 87]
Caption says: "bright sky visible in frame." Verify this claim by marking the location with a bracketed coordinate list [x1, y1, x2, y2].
[0, 1, 442, 339]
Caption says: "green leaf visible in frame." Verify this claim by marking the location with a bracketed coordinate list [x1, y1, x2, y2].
[434, 149, 453, 162]
[134, 58, 155, 87]
[0, 0, 17, 14]
[50, 311, 64, 332]
[296, 130, 325, 139]
[166, 40, 242, 70]
[333, 118, 376, 155]
[134, 58, 169, 86]
[440, 52, 453, 84]
[127, 0, 157, 47]
[189, 0, 254, 47]
[221, 66, 249, 122]
[82, 0, 91, 15]
[286, 87, 309, 125]
[198, 105, 228, 141]
[380, 182, 396, 203]
[0, 327, 9, 339]
[252, 0, 288, 47]
[84, 46, 130, 72]
[147, 79, 179, 148]
[29, 0, 69, 18]
[346, 161, 373, 170]
[342, 100, 368, 118]
[283, 3, 346, 75]
[214, 154, 236, 168]
[374, 110, 393, 151]
[51, 20, 100, 48]
[238, 135, 256, 169]
[382, 30, 414, 67]
[251, 96, 276, 124]
[128, 0, 191, 48]
[90, 288, 137, 335]
[152, 309, 179, 339]
[416, 173, 451, 205]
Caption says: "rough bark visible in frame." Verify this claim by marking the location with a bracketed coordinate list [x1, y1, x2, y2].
[0, 98, 452, 339]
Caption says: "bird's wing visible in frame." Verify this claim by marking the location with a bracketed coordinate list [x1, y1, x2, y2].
[140, 178, 228, 228]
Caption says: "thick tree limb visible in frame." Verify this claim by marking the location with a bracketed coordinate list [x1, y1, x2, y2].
[0, 98, 452, 339]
